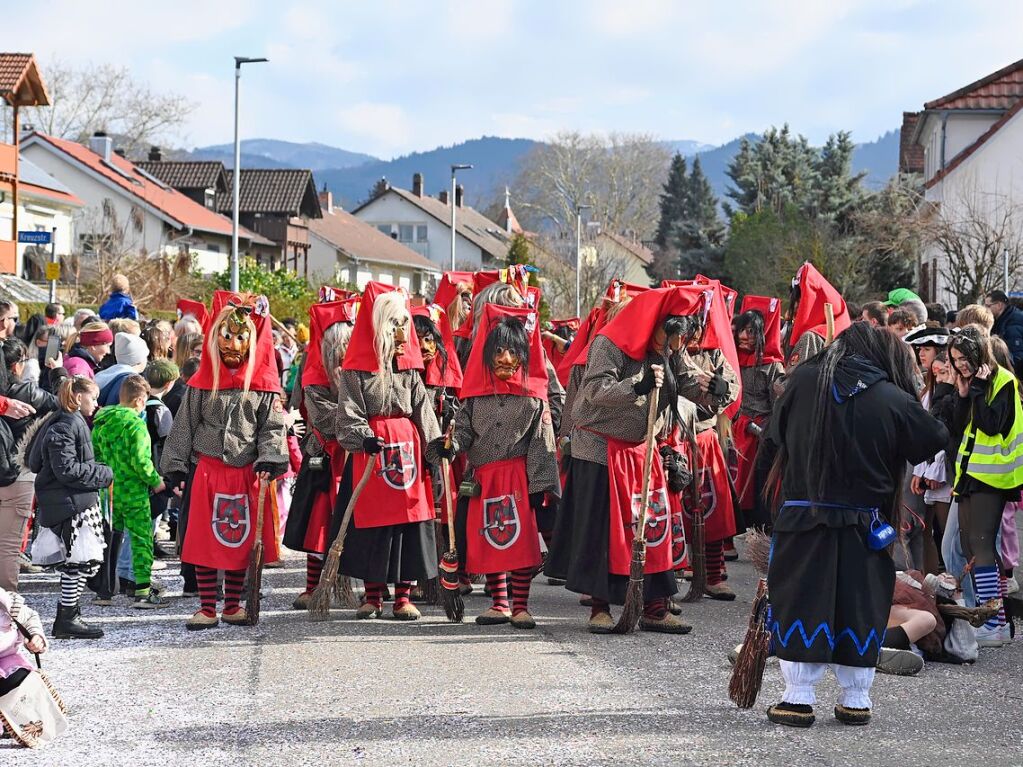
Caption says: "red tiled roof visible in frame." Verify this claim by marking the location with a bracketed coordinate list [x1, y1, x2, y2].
[24, 132, 272, 243]
[925, 99, 1023, 190]
[899, 112, 925, 174]
[309, 208, 438, 272]
[0, 53, 49, 106]
[925, 57, 1023, 111]
[20, 181, 83, 207]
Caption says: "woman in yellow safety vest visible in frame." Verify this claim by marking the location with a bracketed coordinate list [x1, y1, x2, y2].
[947, 325, 1023, 647]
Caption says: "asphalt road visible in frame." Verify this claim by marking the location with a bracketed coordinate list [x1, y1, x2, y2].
[4, 541, 1022, 767]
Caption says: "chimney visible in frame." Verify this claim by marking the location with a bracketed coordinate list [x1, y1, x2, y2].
[439, 190, 449, 205]
[455, 184, 464, 208]
[412, 172, 424, 198]
[148, 146, 163, 162]
[318, 186, 334, 215]
[90, 131, 112, 162]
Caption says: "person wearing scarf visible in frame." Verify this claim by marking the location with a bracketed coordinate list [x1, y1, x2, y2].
[161, 291, 288, 630]
[426, 305, 558, 629]
[547, 286, 707, 635]
[763, 322, 947, 728]
[284, 297, 358, 610]
[333, 282, 441, 621]
[732, 297, 786, 532]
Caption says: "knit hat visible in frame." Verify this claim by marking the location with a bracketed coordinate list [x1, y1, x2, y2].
[114, 332, 149, 366]
[883, 288, 922, 307]
[79, 325, 113, 346]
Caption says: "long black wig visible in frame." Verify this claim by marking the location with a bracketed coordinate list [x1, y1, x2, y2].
[482, 316, 530, 392]
[413, 312, 448, 382]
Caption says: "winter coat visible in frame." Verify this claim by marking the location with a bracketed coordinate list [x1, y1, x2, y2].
[98, 291, 138, 321]
[3, 374, 60, 445]
[27, 410, 113, 527]
[64, 346, 99, 380]
[993, 303, 1023, 376]
[92, 405, 161, 515]
[95, 363, 138, 407]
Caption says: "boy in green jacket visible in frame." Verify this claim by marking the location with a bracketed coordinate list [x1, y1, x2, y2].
[93, 374, 168, 609]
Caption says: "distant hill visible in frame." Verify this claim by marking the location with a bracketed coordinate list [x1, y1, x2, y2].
[187, 138, 377, 171]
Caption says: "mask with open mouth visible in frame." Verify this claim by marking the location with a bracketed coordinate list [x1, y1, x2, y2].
[217, 311, 252, 369]
[391, 316, 409, 358]
[491, 347, 522, 380]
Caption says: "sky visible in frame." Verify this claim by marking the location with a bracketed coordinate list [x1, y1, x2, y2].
[9, 0, 1023, 159]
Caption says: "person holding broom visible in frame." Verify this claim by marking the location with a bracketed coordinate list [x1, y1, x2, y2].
[161, 292, 288, 631]
[547, 286, 706, 635]
[333, 282, 440, 621]
[283, 297, 357, 610]
[426, 305, 559, 629]
[763, 321, 947, 727]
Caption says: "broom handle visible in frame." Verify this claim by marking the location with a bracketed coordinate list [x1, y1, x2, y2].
[330, 459, 376, 557]
[824, 303, 835, 345]
[254, 478, 267, 541]
[635, 385, 661, 554]
[441, 427, 457, 554]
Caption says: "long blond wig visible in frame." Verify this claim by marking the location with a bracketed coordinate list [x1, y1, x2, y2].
[207, 304, 258, 395]
[372, 291, 411, 380]
[322, 321, 354, 392]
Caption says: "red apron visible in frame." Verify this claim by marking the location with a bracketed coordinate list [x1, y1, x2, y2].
[606, 437, 672, 576]
[682, 429, 738, 544]
[303, 438, 346, 553]
[669, 492, 688, 570]
[182, 455, 280, 570]
[466, 456, 541, 572]
[351, 415, 433, 528]
[731, 413, 764, 511]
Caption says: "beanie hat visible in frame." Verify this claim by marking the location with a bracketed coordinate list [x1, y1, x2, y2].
[883, 288, 922, 307]
[114, 332, 149, 367]
[80, 326, 113, 346]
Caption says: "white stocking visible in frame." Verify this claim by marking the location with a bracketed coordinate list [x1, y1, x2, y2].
[779, 660, 827, 705]
[832, 664, 875, 709]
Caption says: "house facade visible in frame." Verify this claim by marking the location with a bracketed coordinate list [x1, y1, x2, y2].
[352, 174, 512, 271]
[903, 58, 1023, 305]
[308, 191, 439, 295]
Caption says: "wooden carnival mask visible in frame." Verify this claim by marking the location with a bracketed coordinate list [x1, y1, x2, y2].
[217, 309, 253, 369]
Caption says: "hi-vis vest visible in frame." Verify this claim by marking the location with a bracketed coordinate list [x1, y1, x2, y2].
[955, 366, 1023, 490]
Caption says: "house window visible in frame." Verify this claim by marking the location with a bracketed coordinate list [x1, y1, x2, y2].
[356, 269, 372, 289]
[378, 272, 394, 285]
[377, 224, 392, 236]
[416, 225, 428, 242]
[207, 243, 221, 253]
[399, 275, 411, 291]
[398, 224, 414, 243]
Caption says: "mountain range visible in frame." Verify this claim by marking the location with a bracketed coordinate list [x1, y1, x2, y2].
[182, 131, 901, 212]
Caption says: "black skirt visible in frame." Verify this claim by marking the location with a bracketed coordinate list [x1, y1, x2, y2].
[545, 457, 677, 605]
[332, 458, 439, 584]
[767, 504, 894, 668]
[282, 455, 332, 553]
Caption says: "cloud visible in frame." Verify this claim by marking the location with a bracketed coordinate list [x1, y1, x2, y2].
[335, 102, 412, 156]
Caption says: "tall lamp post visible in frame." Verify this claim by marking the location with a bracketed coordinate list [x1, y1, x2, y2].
[231, 56, 269, 292]
[450, 164, 473, 270]
[575, 203, 592, 318]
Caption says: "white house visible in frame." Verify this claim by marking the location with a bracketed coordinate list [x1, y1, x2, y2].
[20, 131, 274, 275]
[903, 58, 1023, 306]
[351, 173, 512, 271]
[308, 191, 439, 294]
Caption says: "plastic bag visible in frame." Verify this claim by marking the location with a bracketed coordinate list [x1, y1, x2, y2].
[29, 528, 65, 568]
[943, 597, 979, 664]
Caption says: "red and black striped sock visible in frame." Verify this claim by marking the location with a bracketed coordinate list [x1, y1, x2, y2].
[223, 569, 245, 613]
[393, 582, 412, 609]
[643, 598, 668, 620]
[363, 581, 384, 608]
[195, 566, 218, 618]
[590, 597, 610, 619]
[486, 573, 509, 612]
[705, 539, 725, 585]
[306, 554, 324, 594]
[510, 567, 535, 615]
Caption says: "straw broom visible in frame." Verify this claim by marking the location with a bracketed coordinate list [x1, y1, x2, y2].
[438, 437, 464, 622]
[681, 420, 707, 603]
[309, 459, 376, 620]
[244, 479, 268, 626]
[728, 577, 771, 708]
[610, 385, 661, 634]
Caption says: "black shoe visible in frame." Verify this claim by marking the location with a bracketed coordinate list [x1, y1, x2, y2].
[52, 604, 104, 640]
[119, 578, 137, 596]
[834, 705, 871, 726]
[766, 702, 814, 728]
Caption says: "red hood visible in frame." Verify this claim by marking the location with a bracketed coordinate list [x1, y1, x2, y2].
[342, 281, 424, 374]
[411, 303, 464, 390]
[302, 298, 359, 389]
[460, 303, 548, 401]
[189, 290, 280, 393]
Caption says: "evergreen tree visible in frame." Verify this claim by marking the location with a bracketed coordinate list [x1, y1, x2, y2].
[655, 153, 688, 248]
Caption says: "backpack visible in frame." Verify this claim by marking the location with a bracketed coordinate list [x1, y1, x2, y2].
[98, 372, 131, 408]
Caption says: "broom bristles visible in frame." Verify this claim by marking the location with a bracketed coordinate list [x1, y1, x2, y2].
[682, 514, 706, 602]
[309, 544, 343, 620]
[335, 575, 360, 608]
[728, 579, 771, 708]
[610, 541, 646, 634]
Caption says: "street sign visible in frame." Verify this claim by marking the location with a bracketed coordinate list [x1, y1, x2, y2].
[44, 262, 60, 281]
[17, 231, 52, 245]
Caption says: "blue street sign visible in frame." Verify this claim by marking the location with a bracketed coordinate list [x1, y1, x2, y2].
[18, 231, 52, 244]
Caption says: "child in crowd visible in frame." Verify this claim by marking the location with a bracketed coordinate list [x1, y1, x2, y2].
[98, 274, 138, 321]
[0, 586, 46, 695]
[145, 359, 178, 558]
[91, 375, 167, 609]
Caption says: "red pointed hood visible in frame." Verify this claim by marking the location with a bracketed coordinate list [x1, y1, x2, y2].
[605, 279, 649, 303]
[460, 303, 548, 401]
[342, 281, 423, 373]
[189, 291, 280, 393]
[696, 275, 738, 319]
[789, 262, 850, 347]
[454, 267, 533, 339]
[598, 286, 711, 360]
[557, 282, 652, 382]
[541, 317, 579, 375]
[411, 303, 464, 390]
[318, 285, 357, 303]
[739, 295, 784, 366]
[302, 298, 359, 389]
[679, 283, 743, 418]
[176, 299, 209, 331]
[432, 271, 474, 312]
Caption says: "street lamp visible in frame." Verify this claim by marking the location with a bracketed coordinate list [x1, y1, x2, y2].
[450, 164, 473, 270]
[575, 203, 592, 318]
[231, 56, 269, 292]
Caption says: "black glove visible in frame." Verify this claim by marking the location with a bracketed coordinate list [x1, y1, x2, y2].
[164, 472, 187, 492]
[362, 436, 385, 454]
[428, 436, 455, 461]
[660, 446, 693, 493]
[529, 492, 546, 511]
[253, 462, 286, 480]
[708, 374, 729, 398]
[634, 365, 658, 396]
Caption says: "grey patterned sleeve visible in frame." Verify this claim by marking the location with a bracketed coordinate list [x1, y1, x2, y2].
[527, 401, 560, 495]
[304, 384, 337, 438]
[160, 385, 199, 475]
[409, 370, 442, 447]
[336, 370, 375, 452]
[577, 336, 646, 410]
[545, 356, 566, 435]
[450, 397, 475, 456]
[255, 392, 289, 468]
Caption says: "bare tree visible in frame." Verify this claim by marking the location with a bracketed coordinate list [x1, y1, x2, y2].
[921, 184, 1023, 306]
[532, 234, 633, 317]
[514, 131, 670, 240]
[1, 60, 195, 156]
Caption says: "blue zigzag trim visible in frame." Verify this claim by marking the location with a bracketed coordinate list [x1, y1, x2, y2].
[770, 619, 885, 656]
